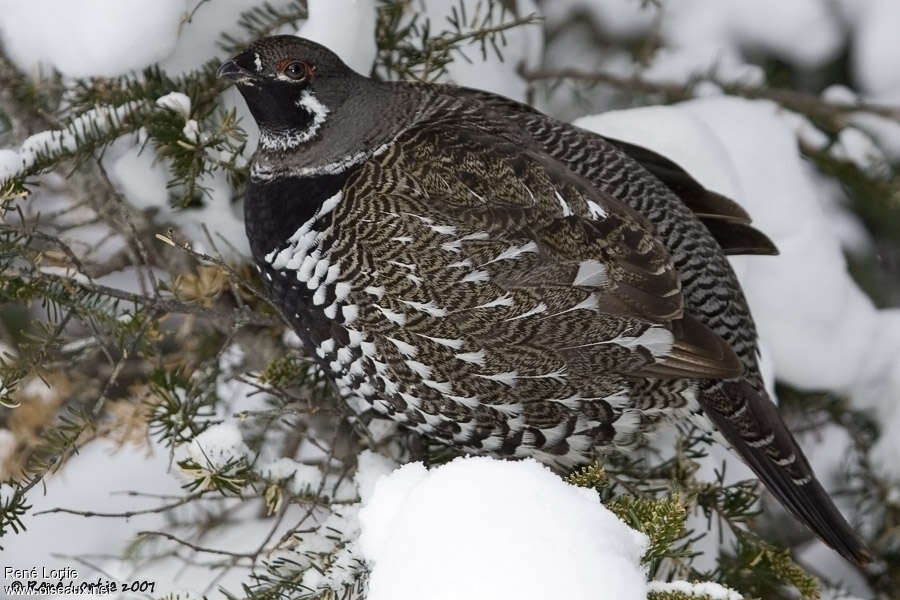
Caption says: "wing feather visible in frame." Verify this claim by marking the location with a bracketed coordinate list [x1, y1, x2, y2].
[329, 117, 743, 385]
[433, 85, 778, 257]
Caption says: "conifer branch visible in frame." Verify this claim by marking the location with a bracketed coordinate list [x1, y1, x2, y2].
[32, 271, 279, 328]
[376, 0, 541, 81]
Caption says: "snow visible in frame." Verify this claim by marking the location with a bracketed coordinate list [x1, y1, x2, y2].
[257, 457, 323, 495]
[545, 0, 841, 92]
[546, 0, 842, 71]
[850, 0, 900, 99]
[683, 99, 894, 391]
[182, 118, 202, 142]
[106, 138, 170, 211]
[213, 343, 270, 422]
[103, 135, 251, 258]
[808, 169, 874, 256]
[822, 590, 867, 600]
[358, 457, 649, 600]
[298, 504, 364, 592]
[0, 480, 16, 505]
[282, 328, 303, 348]
[191, 170, 249, 255]
[0, 0, 185, 78]
[0, 429, 16, 477]
[647, 581, 741, 600]
[541, 0, 656, 40]
[354, 449, 398, 503]
[0, 0, 294, 80]
[7, 439, 188, 590]
[661, 0, 843, 71]
[0, 149, 20, 178]
[21, 377, 56, 402]
[640, 47, 765, 90]
[160, 0, 273, 76]
[297, 0, 377, 75]
[0, 102, 140, 184]
[796, 531, 871, 597]
[831, 127, 886, 171]
[156, 91, 192, 120]
[187, 421, 250, 470]
[850, 112, 900, 163]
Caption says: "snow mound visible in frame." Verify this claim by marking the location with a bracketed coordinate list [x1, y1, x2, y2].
[850, 0, 900, 99]
[0, 0, 185, 78]
[106, 138, 170, 212]
[661, 0, 843, 71]
[354, 449, 398, 503]
[358, 456, 649, 600]
[545, 0, 841, 86]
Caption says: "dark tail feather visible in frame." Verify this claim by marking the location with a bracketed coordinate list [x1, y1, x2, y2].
[700, 219, 779, 256]
[602, 136, 752, 223]
[701, 380, 871, 565]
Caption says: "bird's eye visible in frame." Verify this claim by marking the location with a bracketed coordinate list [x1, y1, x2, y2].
[282, 61, 310, 81]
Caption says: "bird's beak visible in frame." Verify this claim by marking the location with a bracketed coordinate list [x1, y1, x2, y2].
[217, 58, 261, 87]
[217, 59, 246, 81]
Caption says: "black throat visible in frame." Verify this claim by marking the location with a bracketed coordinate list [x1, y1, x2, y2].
[243, 166, 361, 351]
[244, 169, 354, 264]
[238, 81, 317, 137]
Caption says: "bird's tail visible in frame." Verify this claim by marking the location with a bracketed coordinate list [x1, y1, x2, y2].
[700, 380, 870, 565]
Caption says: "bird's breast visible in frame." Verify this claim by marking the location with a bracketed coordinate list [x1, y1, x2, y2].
[244, 168, 358, 352]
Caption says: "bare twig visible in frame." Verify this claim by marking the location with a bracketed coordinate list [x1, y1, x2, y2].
[33, 491, 207, 518]
[520, 67, 900, 124]
[137, 530, 256, 560]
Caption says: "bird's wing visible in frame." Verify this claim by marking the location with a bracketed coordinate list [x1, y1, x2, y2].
[434, 84, 777, 256]
[322, 117, 742, 426]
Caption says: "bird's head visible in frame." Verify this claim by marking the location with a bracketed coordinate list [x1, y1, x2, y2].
[218, 36, 362, 153]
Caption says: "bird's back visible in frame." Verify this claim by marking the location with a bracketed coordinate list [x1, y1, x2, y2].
[431, 86, 764, 383]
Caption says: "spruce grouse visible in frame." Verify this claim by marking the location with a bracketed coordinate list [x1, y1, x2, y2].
[219, 35, 868, 564]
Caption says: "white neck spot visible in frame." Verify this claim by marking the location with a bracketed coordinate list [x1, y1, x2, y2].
[298, 89, 329, 125]
[259, 90, 330, 152]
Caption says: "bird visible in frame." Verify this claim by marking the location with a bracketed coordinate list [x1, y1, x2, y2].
[219, 35, 869, 564]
